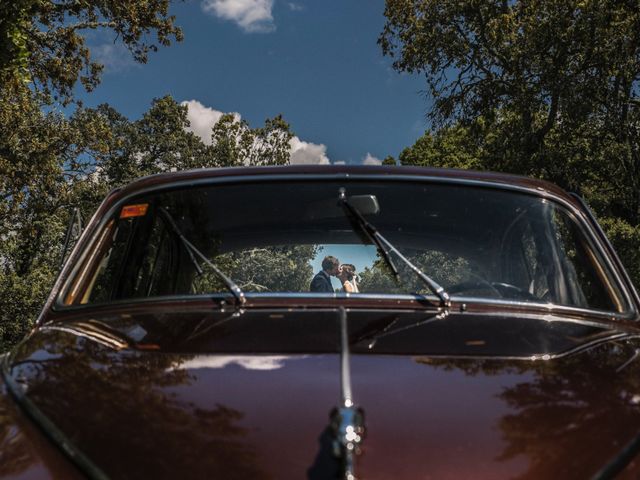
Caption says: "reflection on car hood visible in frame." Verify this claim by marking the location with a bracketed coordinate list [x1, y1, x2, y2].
[4, 309, 640, 479]
[29, 307, 635, 358]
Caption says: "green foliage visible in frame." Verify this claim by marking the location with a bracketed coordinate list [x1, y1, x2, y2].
[194, 246, 319, 294]
[399, 123, 486, 171]
[0, 86, 295, 351]
[0, 0, 183, 101]
[0, 1, 299, 352]
[0, 0, 186, 351]
[210, 114, 293, 167]
[384, 0, 640, 289]
[381, 1, 640, 137]
[0, 0, 35, 80]
[359, 251, 473, 295]
[599, 217, 640, 289]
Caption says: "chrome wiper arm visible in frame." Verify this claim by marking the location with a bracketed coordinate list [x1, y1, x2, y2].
[354, 312, 446, 350]
[338, 188, 400, 279]
[337, 188, 451, 310]
[158, 207, 245, 306]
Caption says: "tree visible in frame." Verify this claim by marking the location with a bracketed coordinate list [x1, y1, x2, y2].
[0, 1, 33, 81]
[210, 114, 293, 167]
[0, 0, 184, 348]
[0, 0, 183, 102]
[382, 1, 640, 287]
[0, 91, 298, 351]
[418, 341, 640, 479]
[380, 1, 640, 157]
[195, 246, 319, 294]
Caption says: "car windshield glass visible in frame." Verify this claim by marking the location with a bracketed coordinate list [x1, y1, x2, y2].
[63, 180, 627, 312]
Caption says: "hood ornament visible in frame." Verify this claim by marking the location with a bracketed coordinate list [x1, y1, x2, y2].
[330, 307, 366, 480]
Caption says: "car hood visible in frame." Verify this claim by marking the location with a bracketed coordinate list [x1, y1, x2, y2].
[5, 308, 640, 479]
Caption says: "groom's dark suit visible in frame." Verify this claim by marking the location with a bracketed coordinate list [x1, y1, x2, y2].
[310, 270, 334, 292]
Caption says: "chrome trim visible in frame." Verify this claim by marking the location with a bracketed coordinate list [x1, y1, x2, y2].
[51, 172, 638, 317]
[339, 307, 353, 407]
[331, 307, 365, 480]
[570, 192, 640, 310]
[413, 332, 636, 362]
[53, 291, 637, 325]
[39, 324, 129, 350]
[616, 348, 640, 373]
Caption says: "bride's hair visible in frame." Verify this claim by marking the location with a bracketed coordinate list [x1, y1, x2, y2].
[340, 264, 356, 281]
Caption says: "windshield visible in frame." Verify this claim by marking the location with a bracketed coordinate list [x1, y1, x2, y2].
[62, 180, 627, 312]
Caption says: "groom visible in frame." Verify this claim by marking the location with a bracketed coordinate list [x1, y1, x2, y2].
[310, 256, 340, 292]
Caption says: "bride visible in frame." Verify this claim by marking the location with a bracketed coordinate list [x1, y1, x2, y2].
[338, 264, 359, 293]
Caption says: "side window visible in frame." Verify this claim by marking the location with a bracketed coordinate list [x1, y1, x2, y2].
[85, 214, 177, 303]
[501, 217, 550, 301]
[501, 208, 620, 310]
[87, 220, 135, 303]
[521, 221, 551, 300]
[553, 213, 617, 311]
[132, 218, 176, 298]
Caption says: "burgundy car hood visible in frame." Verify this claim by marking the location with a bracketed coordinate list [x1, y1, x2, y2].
[5, 309, 640, 479]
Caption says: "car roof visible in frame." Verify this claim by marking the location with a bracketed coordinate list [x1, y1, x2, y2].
[113, 164, 576, 205]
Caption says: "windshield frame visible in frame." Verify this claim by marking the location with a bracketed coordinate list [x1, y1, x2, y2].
[52, 172, 639, 319]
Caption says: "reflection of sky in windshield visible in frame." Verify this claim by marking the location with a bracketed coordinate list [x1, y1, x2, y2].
[310, 244, 378, 289]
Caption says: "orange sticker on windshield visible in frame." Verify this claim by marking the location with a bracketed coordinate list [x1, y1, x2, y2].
[120, 203, 149, 219]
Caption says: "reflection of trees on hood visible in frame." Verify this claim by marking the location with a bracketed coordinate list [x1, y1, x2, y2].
[5, 332, 271, 480]
[417, 340, 640, 478]
[0, 399, 34, 477]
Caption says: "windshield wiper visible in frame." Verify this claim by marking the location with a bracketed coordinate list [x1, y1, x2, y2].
[353, 312, 446, 350]
[158, 207, 246, 307]
[337, 187, 450, 311]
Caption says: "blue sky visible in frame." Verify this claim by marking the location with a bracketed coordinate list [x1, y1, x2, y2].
[79, 0, 431, 165]
[311, 244, 378, 290]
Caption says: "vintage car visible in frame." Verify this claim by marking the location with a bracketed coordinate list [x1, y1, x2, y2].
[2, 165, 640, 479]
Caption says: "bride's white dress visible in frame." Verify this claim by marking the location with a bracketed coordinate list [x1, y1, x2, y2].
[343, 279, 359, 293]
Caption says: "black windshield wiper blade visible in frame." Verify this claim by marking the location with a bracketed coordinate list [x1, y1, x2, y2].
[158, 207, 245, 307]
[337, 188, 450, 311]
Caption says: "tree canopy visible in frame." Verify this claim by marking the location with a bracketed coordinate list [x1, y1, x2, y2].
[381, 0, 640, 286]
[0, 0, 183, 102]
[0, 89, 296, 350]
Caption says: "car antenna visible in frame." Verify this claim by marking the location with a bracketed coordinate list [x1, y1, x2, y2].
[330, 307, 365, 480]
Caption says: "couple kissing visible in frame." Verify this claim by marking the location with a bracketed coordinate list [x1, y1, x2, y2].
[310, 255, 359, 293]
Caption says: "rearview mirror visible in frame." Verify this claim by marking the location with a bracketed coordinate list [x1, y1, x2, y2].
[304, 194, 380, 220]
[348, 195, 380, 215]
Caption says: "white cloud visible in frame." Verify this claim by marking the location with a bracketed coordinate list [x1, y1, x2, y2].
[362, 153, 383, 165]
[289, 137, 331, 165]
[288, 2, 304, 11]
[182, 101, 384, 167]
[201, 0, 275, 33]
[182, 100, 333, 165]
[181, 100, 240, 145]
[175, 355, 300, 371]
[92, 44, 138, 73]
